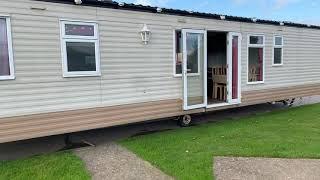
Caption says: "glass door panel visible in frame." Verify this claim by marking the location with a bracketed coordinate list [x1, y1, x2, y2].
[232, 36, 239, 99]
[227, 32, 242, 104]
[182, 29, 207, 110]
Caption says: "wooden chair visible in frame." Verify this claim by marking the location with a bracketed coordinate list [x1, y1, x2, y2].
[214, 84, 224, 100]
[211, 66, 227, 101]
[249, 66, 258, 82]
[222, 66, 227, 75]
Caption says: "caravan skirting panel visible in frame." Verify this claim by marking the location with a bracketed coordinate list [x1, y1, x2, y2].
[242, 83, 320, 106]
[0, 99, 201, 143]
[0, 83, 319, 143]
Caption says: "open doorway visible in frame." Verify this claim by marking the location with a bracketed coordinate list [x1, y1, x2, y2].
[178, 29, 241, 110]
[207, 31, 228, 105]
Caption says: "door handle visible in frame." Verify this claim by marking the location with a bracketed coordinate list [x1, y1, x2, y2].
[184, 69, 192, 76]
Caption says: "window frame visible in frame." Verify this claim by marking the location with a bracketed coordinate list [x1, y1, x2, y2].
[60, 20, 101, 78]
[173, 29, 201, 77]
[0, 16, 15, 80]
[272, 35, 284, 66]
[247, 34, 265, 85]
[61, 20, 98, 40]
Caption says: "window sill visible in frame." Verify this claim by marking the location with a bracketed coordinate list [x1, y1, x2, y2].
[0, 76, 15, 80]
[173, 73, 200, 77]
[272, 64, 283, 67]
[247, 81, 264, 85]
[63, 72, 101, 78]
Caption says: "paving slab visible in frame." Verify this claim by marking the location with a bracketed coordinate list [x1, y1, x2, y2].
[74, 142, 173, 180]
[214, 157, 320, 180]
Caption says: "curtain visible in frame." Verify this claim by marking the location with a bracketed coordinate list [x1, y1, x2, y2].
[258, 48, 263, 81]
[0, 18, 10, 76]
[232, 36, 238, 99]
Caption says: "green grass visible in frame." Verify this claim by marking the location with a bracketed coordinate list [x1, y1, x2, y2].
[0, 151, 90, 180]
[120, 104, 320, 180]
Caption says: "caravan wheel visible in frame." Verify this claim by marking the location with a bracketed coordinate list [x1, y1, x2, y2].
[178, 115, 192, 127]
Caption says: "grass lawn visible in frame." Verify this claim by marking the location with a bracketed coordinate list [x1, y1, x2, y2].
[120, 104, 320, 180]
[0, 151, 90, 180]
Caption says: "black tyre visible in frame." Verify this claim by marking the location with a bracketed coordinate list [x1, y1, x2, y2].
[178, 115, 192, 127]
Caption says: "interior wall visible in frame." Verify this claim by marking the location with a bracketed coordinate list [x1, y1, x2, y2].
[207, 32, 228, 100]
[207, 32, 227, 67]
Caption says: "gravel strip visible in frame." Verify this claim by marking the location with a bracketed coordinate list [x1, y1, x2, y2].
[74, 142, 173, 180]
[214, 157, 320, 180]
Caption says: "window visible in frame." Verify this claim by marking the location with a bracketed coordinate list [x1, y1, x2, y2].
[60, 20, 100, 77]
[248, 35, 264, 83]
[173, 30, 200, 76]
[273, 36, 283, 66]
[185, 32, 201, 75]
[0, 17, 14, 80]
[249, 36, 264, 45]
[174, 30, 182, 76]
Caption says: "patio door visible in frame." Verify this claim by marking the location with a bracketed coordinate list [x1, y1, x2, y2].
[227, 32, 242, 104]
[182, 29, 207, 110]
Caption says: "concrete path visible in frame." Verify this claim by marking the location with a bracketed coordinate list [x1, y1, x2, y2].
[214, 157, 320, 180]
[74, 142, 173, 180]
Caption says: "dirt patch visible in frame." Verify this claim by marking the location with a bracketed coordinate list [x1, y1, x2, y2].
[74, 142, 173, 180]
[214, 157, 320, 180]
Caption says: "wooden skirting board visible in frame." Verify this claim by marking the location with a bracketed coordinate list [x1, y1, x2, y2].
[0, 83, 319, 143]
[241, 83, 320, 106]
[0, 99, 203, 143]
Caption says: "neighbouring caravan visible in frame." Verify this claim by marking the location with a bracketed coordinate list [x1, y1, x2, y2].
[0, 0, 320, 143]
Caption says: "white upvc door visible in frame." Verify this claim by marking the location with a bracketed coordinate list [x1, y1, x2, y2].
[182, 29, 207, 110]
[227, 32, 242, 104]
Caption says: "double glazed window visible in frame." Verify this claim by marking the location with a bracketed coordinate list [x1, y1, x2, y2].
[0, 17, 14, 80]
[174, 30, 200, 76]
[273, 36, 283, 65]
[248, 35, 264, 83]
[60, 21, 100, 77]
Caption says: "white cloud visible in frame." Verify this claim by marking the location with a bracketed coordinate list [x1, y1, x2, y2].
[135, 0, 152, 6]
[274, 0, 300, 9]
[306, 20, 320, 26]
[232, 0, 248, 5]
[310, 0, 318, 7]
[134, 0, 170, 7]
[198, 1, 209, 8]
[232, 0, 301, 9]
[156, 0, 170, 7]
[194, 1, 209, 11]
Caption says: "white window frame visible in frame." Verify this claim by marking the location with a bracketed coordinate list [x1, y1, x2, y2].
[173, 29, 201, 77]
[61, 20, 98, 40]
[0, 16, 15, 80]
[60, 20, 100, 77]
[272, 35, 284, 66]
[247, 34, 265, 85]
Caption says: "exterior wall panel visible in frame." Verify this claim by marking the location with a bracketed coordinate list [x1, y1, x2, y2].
[0, 0, 319, 142]
[0, 83, 319, 143]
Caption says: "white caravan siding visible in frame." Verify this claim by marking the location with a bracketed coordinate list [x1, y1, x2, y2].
[240, 25, 320, 90]
[0, 0, 319, 118]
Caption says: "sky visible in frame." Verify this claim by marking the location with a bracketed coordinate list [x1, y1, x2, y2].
[118, 0, 320, 25]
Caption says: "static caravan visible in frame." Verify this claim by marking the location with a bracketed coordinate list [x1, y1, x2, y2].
[0, 0, 320, 143]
